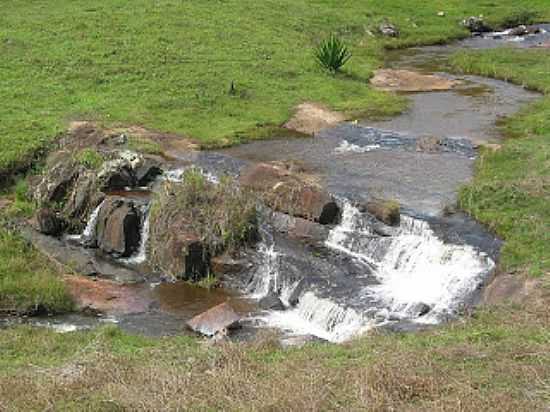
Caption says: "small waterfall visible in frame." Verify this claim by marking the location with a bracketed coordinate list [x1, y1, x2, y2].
[261, 292, 374, 343]
[366, 215, 495, 323]
[248, 242, 281, 299]
[67, 200, 105, 244]
[121, 205, 151, 265]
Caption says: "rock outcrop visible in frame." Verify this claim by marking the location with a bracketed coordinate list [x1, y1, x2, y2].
[283, 102, 345, 135]
[95, 197, 142, 258]
[240, 162, 339, 225]
[462, 16, 492, 33]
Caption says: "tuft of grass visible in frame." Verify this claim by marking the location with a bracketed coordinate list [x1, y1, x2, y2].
[314, 34, 352, 73]
[0, 230, 73, 314]
[74, 148, 103, 170]
[452, 49, 550, 276]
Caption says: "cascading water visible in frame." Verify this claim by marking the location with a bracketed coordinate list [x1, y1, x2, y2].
[67, 200, 105, 244]
[120, 205, 151, 265]
[250, 200, 496, 343]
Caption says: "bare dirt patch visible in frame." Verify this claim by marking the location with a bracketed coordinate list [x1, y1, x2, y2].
[283, 102, 346, 135]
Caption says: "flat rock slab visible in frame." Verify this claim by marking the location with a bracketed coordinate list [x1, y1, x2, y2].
[65, 276, 151, 315]
[284, 102, 346, 135]
[370, 69, 460, 92]
[187, 302, 240, 336]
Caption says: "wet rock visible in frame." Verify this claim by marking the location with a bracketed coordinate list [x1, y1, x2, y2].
[134, 158, 163, 186]
[259, 293, 285, 311]
[187, 302, 241, 337]
[370, 69, 460, 92]
[416, 136, 443, 153]
[509, 25, 529, 36]
[365, 199, 400, 226]
[462, 16, 492, 33]
[62, 171, 105, 225]
[378, 22, 399, 37]
[240, 162, 339, 224]
[409, 303, 431, 317]
[95, 197, 141, 257]
[211, 254, 246, 276]
[36, 208, 65, 236]
[269, 211, 330, 244]
[283, 102, 345, 135]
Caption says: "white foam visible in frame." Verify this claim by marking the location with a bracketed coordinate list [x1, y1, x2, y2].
[67, 200, 105, 243]
[335, 140, 380, 154]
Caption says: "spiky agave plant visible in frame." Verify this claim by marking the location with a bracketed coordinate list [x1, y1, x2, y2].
[314, 34, 352, 73]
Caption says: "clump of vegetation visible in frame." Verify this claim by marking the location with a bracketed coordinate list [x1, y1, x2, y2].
[314, 34, 352, 73]
[74, 148, 103, 170]
[0, 230, 73, 314]
[500, 9, 539, 28]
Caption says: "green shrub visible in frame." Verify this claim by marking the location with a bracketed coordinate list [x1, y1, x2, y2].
[314, 34, 352, 73]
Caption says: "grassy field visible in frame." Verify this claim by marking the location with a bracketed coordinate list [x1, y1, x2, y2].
[2, 0, 550, 177]
[1, 306, 548, 411]
[452, 49, 550, 276]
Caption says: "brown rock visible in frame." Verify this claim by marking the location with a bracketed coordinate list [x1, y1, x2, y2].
[95, 197, 141, 257]
[36, 208, 65, 236]
[365, 199, 400, 226]
[240, 162, 339, 224]
[370, 69, 460, 92]
[187, 302, 240, 336]
[211, 254, 246, 276]
[283, 102, 345, 135]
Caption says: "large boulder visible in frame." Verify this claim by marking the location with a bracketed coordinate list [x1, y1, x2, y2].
[32, 155, 80, 205]
[95, 197, 142, 258]
[240, 162, 339, 224]
[362, 199, 400, 226]
[187, 302, 241, 336]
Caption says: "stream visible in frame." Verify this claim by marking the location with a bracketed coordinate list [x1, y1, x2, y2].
[7, 26, 547, 343]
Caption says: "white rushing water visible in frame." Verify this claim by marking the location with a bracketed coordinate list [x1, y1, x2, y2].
[334, 140, 380, 154]
[164, 167, 219, 184]
[251, 201, 495, 342]
[120, 205, 151, 265]
[67, 200, 105, 243]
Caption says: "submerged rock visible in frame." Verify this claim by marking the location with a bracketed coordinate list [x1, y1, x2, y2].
[370, 69, 460, 92]
[95, 197, 142, 258]
[187, 302, 241, 337]
[240, 162, 339, 224]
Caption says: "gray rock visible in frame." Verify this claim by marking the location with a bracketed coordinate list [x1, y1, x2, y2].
[259, 293, 285, 311]
[409, 302, 431, 317]
[379, 23, 399, 37]
[462, 16, 491, 33]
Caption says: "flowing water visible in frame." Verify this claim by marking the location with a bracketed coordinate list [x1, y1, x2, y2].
[15, 27, 547, 342]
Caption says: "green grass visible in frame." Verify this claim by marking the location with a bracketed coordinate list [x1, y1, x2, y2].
[0, 230, 73, 314]
[451, 49, 550, 276]
[2, 1, 550, 177]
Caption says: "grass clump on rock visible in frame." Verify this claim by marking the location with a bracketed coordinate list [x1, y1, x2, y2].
[148, 169, 257, 281]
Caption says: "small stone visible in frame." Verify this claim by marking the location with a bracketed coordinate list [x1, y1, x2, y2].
[437, 11, 445, 17]
[462, 16, 491, 33]
[379, 23, 399, 37]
